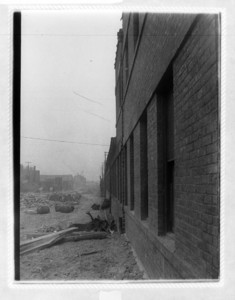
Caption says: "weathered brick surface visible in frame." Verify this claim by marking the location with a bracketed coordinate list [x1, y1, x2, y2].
[147, 96, 158, 231]
[125, 210, 194, 279]
[123, 14, 196, 143]
[174, 15, 219, 278]
[109, 13, 219, 279]
[133, 123, 141, 219]
[140, 112, 148, 220]
[126, 139, 131, 208]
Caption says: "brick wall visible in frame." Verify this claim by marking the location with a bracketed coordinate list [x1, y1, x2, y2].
[127, 134, 135, 211]
[174, 14, 219, 278]
[146, 96, 158, 232]
[126, 138, 131, 208]
[110, 13, 219, 279]
[140, 111, 148, 220]
[133, 123, 141, 219]
[123, 14, 196, 143]
[125, 209, 200, 279]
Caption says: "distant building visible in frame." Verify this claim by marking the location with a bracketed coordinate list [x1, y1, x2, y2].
[40, 174, 74, 191]
[74, 173, 86, 190]
[104, 13, 220, 279]
[20, 164, 40, 191]
[20, 164, 40, 184]
[61, 175, 74, 191]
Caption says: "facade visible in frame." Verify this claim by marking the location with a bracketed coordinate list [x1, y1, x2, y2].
[74, 173, 86, 190]
[61, 175, 74, 190]
[40, 174, 74, 191]
[20, 164, 40, 184]
[20, 164, 40, 191]
[104, 13, 220, 279]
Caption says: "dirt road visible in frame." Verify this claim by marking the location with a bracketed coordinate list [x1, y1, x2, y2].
[20, 190, 145, 280]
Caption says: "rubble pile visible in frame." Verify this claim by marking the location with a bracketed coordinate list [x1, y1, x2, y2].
[20, 190, 145, 280]
[21, 191, 81, 210]
[69, 211, 116, 233]
[35, 222, 68, 234]
[20, 193, 51, 210]
[36, 206, 50, 214]
[55, 204, 74, 213]
[49, 192, 81, 204]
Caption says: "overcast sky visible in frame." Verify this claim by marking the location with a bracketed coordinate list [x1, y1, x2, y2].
[21, 10, 121, 181]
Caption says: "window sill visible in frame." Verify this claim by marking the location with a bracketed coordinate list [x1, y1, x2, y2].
[157, 233, 175, 253]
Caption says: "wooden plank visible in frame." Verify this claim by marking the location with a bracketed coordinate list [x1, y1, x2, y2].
[20, 229, 108, 256]
[25, 232, 48, 239]
[21, 227, 77, 246]
[20, 227, 77, 255]
[62, 231, 108, 242]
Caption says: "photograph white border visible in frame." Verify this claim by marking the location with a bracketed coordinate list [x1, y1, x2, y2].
[0, 0, 234, 299]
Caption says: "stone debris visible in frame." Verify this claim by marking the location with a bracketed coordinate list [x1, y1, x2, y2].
[37, 206, 50, 214]
[21, 192, 51, 210]
[20, 191, 145, 280]
[55, 204, 74, 213]
[49, 192, 81, 203]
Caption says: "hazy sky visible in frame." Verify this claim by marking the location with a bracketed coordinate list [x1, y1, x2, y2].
[21, 10, 121, 181]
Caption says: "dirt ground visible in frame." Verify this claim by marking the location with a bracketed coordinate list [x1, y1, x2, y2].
[20, 189, 145, 281]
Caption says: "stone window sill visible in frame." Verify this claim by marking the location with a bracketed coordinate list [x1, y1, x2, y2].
[157, 233, 176, 253]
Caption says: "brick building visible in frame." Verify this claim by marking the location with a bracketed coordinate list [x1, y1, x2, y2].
[104, 13, 220, 279]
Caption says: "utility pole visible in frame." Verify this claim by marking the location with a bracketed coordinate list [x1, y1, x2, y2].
[25, 161, 32, 168]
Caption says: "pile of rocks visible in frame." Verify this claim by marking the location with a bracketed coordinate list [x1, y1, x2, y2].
[49, 192, 81, 204]
[20, 193, 50, 210]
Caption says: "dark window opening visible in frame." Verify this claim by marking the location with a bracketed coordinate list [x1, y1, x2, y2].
[124, 42, 129, 84]
[124, 145, 128, 206]
[115, 160, 118, 197]
[117, 156, 120, 201]
[113, 162, 117, 197]
[119, 73, 123, 105]
[166, 161, 174, 232]
[118, 155, 120, 201]
[157, 64, 174, 233]
[130, 134, 134, 210]
[120, 153, 123, 204]
[140, 111, 148, 220]
[133, 13, 139, 49]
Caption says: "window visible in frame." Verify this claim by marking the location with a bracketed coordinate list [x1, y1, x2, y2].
[119, 153, 123, 204]
[119, 76, 123, 105]
[130, 133, 135, 210]
[117, 157, 120, 201]
[166, 88, 174, 232]
[140, 110, 148, 220]
[124, 145, 128, 206]
[157, 64, 174, 233]
[133, 13, 139, 49]
[124, 41, 129, 84]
